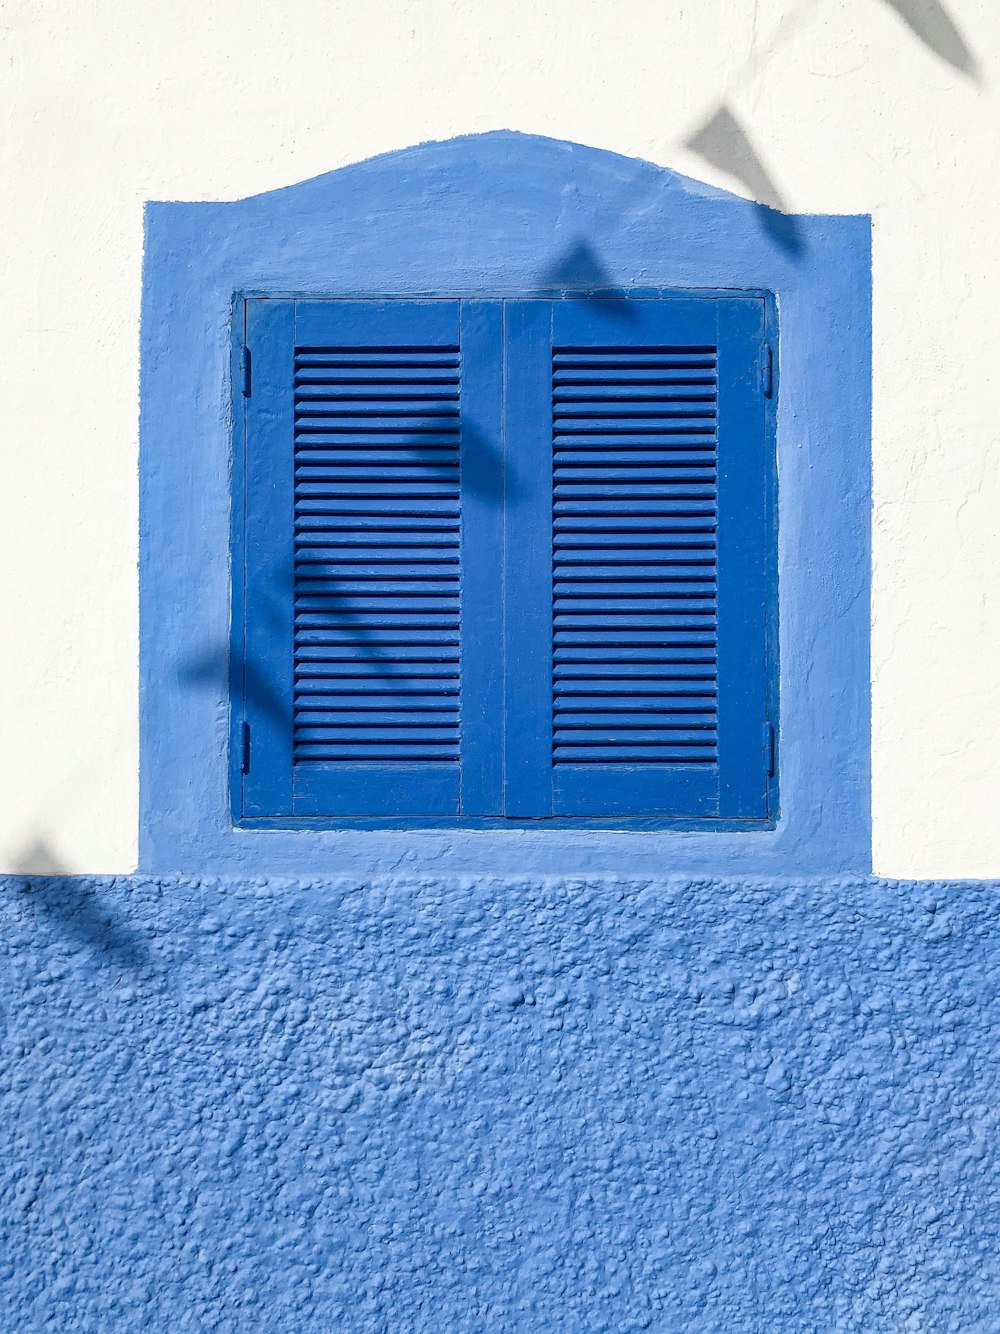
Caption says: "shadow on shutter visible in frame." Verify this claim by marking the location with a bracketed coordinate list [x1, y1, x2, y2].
[293, 343, 463, 764]
[239, 296, 771, 825]
[237, 299, 468, 819]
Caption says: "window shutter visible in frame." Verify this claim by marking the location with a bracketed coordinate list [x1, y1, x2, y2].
[503, 297, 772, 820]
[236, 295, 772, 824]
[237, 300, 503, 819]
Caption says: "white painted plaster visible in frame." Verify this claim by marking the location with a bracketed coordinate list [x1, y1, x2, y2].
[0, 0, 997, 875]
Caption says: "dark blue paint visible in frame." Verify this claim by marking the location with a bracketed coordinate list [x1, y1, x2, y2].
[237, 293, 772, 824]
[458, 301, 505, 817]
[240, 299, 295, 818]
[503, 299, 554, 817]
[2, 870, 998, 1329]
[545, 295, 771, 819]
[241, 299, 468, 818]
[141, 131, 870, 874]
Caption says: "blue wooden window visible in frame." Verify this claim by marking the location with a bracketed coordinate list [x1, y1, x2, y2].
[233, 295, 775, 824]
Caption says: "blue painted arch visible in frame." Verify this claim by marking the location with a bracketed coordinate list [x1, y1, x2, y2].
[139, 131, 871, 875]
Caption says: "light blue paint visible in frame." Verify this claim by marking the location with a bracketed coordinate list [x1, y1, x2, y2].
[2, 871, 997, 1329]
[140, 132, 871, 875]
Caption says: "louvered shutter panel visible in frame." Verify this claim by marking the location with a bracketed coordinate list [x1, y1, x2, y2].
[503, 297, 772, 820]
[238, 300, 503, 819]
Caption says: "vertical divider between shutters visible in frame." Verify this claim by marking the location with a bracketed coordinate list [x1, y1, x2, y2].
[241, 299, 296, 816]
[458, 302, 505, 815]
[502, 302, 555, 817]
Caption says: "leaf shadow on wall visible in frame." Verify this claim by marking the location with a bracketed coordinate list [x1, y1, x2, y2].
[684, 107, 805, 258]
[537, 240, 643, 310]
[6, 845, 153, 970]
[878, 0, 982, 81]
[179, 419, 515, 724]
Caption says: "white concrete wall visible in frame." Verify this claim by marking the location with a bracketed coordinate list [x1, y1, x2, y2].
[1, 0, 997, 876]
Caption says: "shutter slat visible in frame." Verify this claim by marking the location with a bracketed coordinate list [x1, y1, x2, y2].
[296, 724, 458, 739]
[555, 613, 717, 629]
[553, 371, 717, 386]
[295, 368, 460, 384]
[294, 678, 458, 694]
[552, 344, 719, 768]
[552, 484, 716, 500]
[554, 567, 714, 581]
[552, 440, 714, 450]
[555, 469, 715, 484]
[295, 472, 459, 487]
[555, 633, 716, 647]
[554, 498, 715, 513]
[295, 750, 458, 761]
[554, 647, 717, 661]
[295, 630, 459, 646]
[295, 395, 458, 412]
[295, 545, 458, 562]
[297, 700, 457, 714]
[553, 435, 717, 447]
[556, 710, 716, 726]
[557, 539, 717, 555]
[554, 460, 716, 475]
[294, 350, 459, 364]
[295, 518, 459, 533]
[555, 517, 715, 532]
[554, 596, 716, 610]
[556, 726, 716, 742]
[297, 595, 457, 610]
[296, 618, 460, 633]
[553, 748, 718, 764]
[296, 580, 458, 597]
[553, 352, 716, 367]
[295, 661, 459, 676]
[296, 449, 458, 466]
[293, 342, 461, 765]
[296, 563, 461, 576]
[554, 385, 716, 399]
[297, 485, 459, 501]
[295, 542, 458, 557]
[296, 495, 459, 509]
[295, 385, 460, 400]
[295, 413, 459, 430]
[556, 689, 718, 704]
[555, 411, 716, 426]
[295, 433, 461, 448]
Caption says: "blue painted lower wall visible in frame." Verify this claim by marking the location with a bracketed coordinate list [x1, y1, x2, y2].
[2, 873, 997, 1331]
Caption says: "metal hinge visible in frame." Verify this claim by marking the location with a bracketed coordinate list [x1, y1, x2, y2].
[761, 343, 774, 399]
[240, 345, 252, 397]
[241, 721, 251, 774]
[764, 722, 776, 778]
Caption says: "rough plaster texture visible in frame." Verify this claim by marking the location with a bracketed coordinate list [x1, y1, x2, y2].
[1, 1, 1000, 876]
[2, 871, 998, 1330]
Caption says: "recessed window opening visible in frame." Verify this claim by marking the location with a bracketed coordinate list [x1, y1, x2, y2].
[232, 294, 777, 826]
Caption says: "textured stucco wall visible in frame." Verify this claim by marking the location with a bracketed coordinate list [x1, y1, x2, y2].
[2, 872, 998, 1330]
[1, 1, 999, 876]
